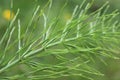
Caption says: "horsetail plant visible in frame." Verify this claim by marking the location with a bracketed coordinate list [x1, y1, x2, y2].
[0, 0, 120, 80]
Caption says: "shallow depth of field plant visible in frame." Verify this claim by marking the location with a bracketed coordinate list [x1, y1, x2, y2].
[0, 0, 120, 80]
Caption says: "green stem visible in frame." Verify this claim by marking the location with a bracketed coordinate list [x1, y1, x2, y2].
[0, 59, 20, 73]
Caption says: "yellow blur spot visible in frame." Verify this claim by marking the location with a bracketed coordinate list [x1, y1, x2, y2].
[3, 10, 14, 20]
[64, 13, 71, 21]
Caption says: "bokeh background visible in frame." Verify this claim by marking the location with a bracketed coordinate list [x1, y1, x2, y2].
[0, 0, 120, 80]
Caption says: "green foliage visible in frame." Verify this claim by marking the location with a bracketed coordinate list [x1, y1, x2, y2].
[0, 0, 120, 80]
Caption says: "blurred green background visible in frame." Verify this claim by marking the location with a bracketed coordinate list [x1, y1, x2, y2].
[0, 0, 120, 80]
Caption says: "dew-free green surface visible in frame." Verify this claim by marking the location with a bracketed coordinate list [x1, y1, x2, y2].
[0, 0, 120, 80]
